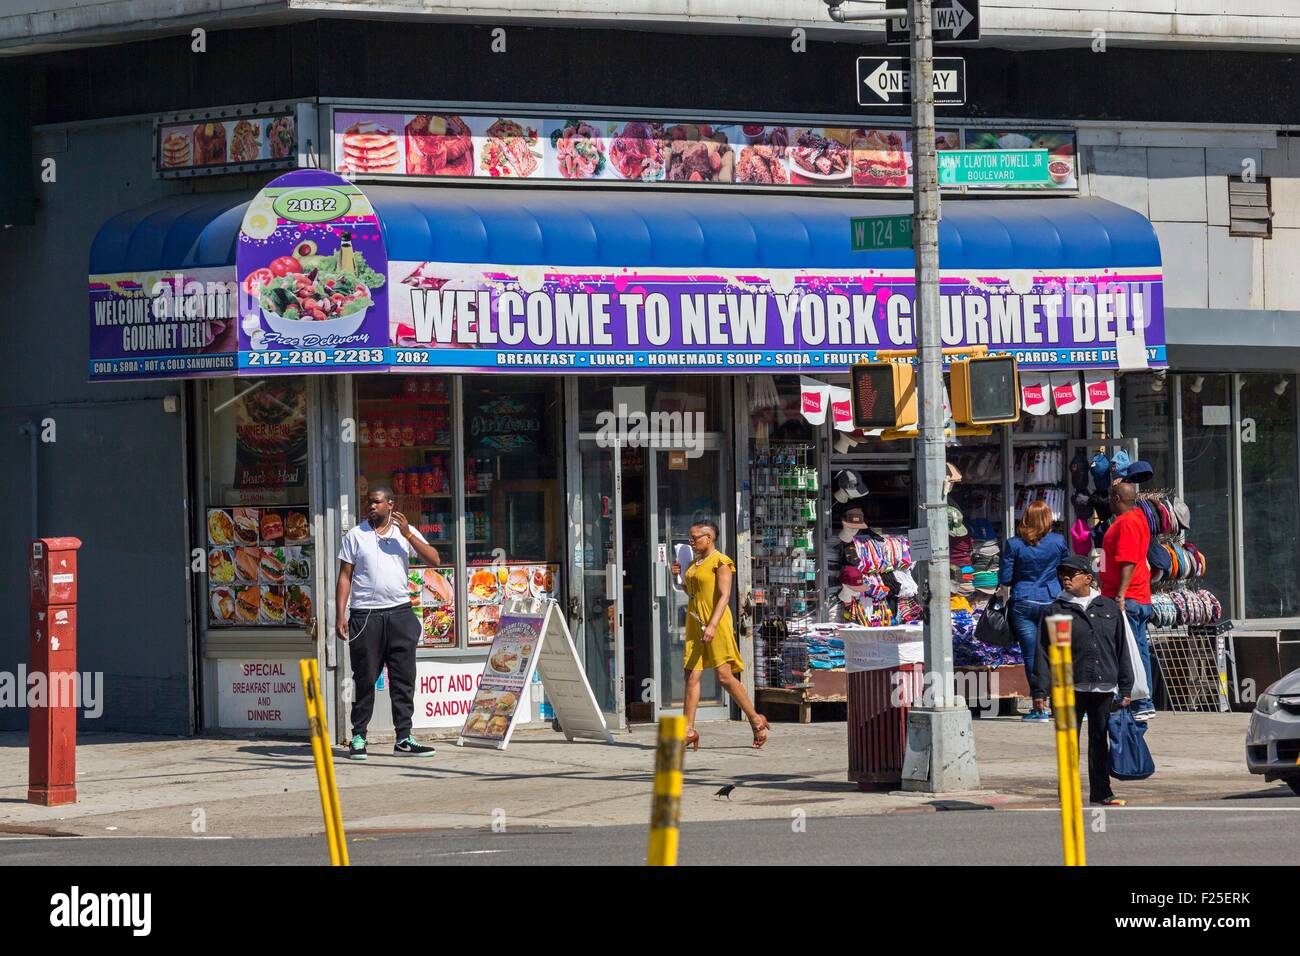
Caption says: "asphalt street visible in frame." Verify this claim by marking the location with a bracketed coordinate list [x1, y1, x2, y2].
[3, 794, 1297, 866]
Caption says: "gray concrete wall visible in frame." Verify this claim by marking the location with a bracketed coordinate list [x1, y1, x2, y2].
[0, 118, 257, 734]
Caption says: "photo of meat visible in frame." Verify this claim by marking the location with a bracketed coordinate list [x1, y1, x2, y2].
[608, 121, 666, 181]
[735, 126, 789, 185]
[479, 118, 541, 178]
[786, 128, 851, 182]
[267, 116, 296, 159]
[192, 122, 228, 165]
[338, 120, 401, 175]
[160, 129, 192, 168]
[230, 120, 261, 163]
[852, 128, 911, 188]
[549, 119, 606, 179]
[405, 114, 473, 176]
[663, 124, 735, 183]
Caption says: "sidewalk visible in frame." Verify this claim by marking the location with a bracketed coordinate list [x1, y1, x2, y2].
[0, 713, 1275, 840]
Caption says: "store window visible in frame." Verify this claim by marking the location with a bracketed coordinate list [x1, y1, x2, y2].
[203, 377, 315, 633]
[1119, 373, 1175, 489]
[356, 375, 458, 648]
[462, 377, 563, 645]
[1239, 374, 1300, 618]
[1179, 374, 1234, 610]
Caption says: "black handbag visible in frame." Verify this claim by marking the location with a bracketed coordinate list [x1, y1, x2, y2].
[974, 595, 1014, 647]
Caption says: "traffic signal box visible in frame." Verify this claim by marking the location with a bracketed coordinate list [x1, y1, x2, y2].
[851, 360, 917, 430]
[949, 355, 1021, 426]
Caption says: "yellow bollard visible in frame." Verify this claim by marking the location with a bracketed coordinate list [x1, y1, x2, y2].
[300, 659, 350, 866]
[1045, 615, 1086, 866]
[647, 715, 686, 866]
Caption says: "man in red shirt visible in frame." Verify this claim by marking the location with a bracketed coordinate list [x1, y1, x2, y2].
[1099, 481, 1155, 719]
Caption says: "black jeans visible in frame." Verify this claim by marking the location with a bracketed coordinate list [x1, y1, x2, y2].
[1076, 691, 1116, 803]
[348, 603, 420, 740]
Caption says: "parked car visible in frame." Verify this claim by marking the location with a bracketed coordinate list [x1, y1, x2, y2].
[1245, 667, 1300, 795]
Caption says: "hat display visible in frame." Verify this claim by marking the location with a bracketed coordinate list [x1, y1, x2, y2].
[947, 505, 968, 538]
[1072, 492, 1094, 521]
[1125, 459, 1155, 483]
[1110, 448, 1132, 477]
[1070, 448, 1092, 493]
[834, 470, 867, 503]
[839, 565, 866, 589]
[1172, 496, 1191, 531]
[972, 570, 999, 593]
[842, 507, 868, 528]
[943, 461, 962, 497]
[1090, 452, 1112, 492]
[1147, 539, 1173, 579]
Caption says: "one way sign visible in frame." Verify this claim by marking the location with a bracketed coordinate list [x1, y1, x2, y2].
[886, 0, 981, 45]
[857, 57, 966, 107]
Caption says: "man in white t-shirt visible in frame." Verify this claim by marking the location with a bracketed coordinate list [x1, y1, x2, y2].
[337, 486, 442, 760]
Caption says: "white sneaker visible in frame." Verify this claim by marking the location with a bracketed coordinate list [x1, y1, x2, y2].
[1134, 710, 1156, 722]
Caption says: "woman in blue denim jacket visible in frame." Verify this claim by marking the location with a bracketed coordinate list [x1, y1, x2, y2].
[999, 499, 1069, 721]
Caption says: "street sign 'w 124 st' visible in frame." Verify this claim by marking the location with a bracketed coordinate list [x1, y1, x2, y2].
[886, 0, 980, 45]
[857, 57, 966, 107]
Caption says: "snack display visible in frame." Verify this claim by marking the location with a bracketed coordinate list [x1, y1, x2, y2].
[338, 121, 401, 174]
[210, 586, 236, 624]
[664, 124, 734, 183]
[267, 116, 296, 159]
[234, 546, 262, 583]
[233, 507, 260, 545]
[230, 120, 260, 163]
[286, 585, 313, 625]
[207, 509, 235, 546]
[208, 549, 236, 584]
[480, 118, 541, 177]
[161, 130, 192, 168]
[193, 122, 228, 165]
[423, 607, 454, 646]
[852, 128, 911, 187]
[551, 119, 606, 179]
[260, 586, 286, 624]
[406, 114, 474, 176]
[468, 568, 501, 605]
[608, 121, 665, 181]
[235, 586, 261, 624]
[469, 605, 502, 644]
[787, 128, 851, 180]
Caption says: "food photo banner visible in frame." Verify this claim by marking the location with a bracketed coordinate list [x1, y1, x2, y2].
[155, 106, 298, 177]
[332, 110, 1078, 191]
[387, 263, 1165, 372]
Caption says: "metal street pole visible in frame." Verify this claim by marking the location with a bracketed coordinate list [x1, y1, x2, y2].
[900, 0, 980, 792]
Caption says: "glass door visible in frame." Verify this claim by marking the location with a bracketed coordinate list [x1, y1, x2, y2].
[648, 442, 728, 717]
[578, 438, 625, 729]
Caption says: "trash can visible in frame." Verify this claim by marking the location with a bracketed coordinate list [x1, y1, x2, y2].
[843, 625, 925, 790]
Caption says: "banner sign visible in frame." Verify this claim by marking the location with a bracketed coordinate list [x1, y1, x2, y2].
[333, 109, 1076, 193]
[388, 262, 1165, 372]
[155, 102, 300, 179]
[236, 169, 390, 373]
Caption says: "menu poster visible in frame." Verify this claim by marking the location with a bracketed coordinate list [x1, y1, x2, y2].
[156, 112, 297, 175]
[460, 606, 545, 743]
[466, 564, 559, 646]
[408, 567, 457, 648]
[233, 378, 308, 492]
[206, 504, 313, 628]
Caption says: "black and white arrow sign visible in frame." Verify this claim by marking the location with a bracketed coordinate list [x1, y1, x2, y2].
[886, 0, 981, 45]
[856, 57, 967, 107]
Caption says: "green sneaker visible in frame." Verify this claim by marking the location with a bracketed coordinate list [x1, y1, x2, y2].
[394, 735, 436, 757]
[348, 735, 368, 761]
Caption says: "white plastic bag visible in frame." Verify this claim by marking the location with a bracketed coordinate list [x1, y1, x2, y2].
[1122, 610, 1151, 702]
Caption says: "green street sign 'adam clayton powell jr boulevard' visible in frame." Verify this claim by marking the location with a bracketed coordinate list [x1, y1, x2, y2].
[938, 148, 1053, 186]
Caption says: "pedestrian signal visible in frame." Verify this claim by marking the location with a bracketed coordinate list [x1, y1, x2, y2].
[851, 361, 917, 429]
[950, 355, 1020, 425]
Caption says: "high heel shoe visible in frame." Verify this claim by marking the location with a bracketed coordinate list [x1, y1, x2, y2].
[750, 715, 770, 750]
[684, 728, 700, 752]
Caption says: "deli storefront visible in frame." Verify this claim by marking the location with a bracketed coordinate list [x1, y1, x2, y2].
[89, 113, 1165, 739]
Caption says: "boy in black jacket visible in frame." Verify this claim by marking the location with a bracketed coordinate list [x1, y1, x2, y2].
[1032, 554, 1134, 806]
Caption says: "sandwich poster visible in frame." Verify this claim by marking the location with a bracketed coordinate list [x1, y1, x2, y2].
[206, 505, 314, 628]
[459, 608, 544, 743]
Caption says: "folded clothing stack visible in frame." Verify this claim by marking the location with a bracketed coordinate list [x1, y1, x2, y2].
[952, 600, 1025, 667]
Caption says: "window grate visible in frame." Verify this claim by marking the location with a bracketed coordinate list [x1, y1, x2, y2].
[1228, 176, 1272, 238]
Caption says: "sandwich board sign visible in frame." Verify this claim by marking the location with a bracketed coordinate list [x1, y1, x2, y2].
[457, 598, 612, 749]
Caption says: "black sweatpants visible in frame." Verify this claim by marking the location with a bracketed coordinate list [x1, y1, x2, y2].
[348, 603, 421, 741]
[1076, 691, 1116, 804]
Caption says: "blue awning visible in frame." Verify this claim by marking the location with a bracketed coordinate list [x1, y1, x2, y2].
[90, 187, 1161, 274]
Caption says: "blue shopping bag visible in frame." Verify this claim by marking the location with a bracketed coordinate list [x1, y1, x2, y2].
[1108, 708, 1156, 780]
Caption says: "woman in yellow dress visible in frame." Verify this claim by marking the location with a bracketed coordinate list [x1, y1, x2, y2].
[671, 519, 770, 751]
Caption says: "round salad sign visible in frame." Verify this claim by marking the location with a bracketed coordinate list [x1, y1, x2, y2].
[236, 169, 388, 371]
